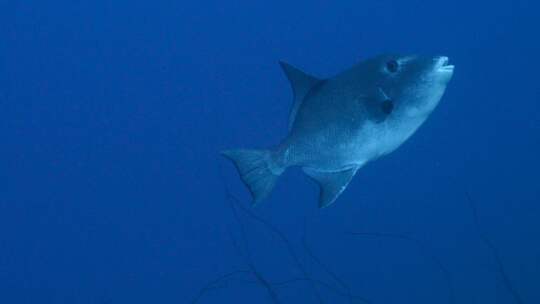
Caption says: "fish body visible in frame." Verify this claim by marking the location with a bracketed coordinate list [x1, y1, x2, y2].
[223, 54, 454, 207]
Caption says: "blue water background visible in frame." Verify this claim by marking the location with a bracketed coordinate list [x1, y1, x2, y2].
[0, 1, 538, 303]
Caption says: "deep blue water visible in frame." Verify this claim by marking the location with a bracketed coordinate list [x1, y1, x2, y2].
[1, 1, 539, 303]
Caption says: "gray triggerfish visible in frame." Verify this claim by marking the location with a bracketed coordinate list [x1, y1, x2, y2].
[222, 54, 454, 208]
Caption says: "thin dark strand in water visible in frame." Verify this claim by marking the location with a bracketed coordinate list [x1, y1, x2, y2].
[218, 275, 371, 303]
[214, 167, 280, 304]
[302, 218, 358, 304]
[228, 193, 326, 304]
[227, 192, 282, 304]
[190, 270, 251, 304]
[271, 277, 371, 303]
[216, 166, 324, 303]
[463, 189, 524, 304]
[347, 232, 455, 304]
[214, 165, 368, 303]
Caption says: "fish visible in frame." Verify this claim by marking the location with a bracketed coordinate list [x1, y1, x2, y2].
[222, 54, 454, 208]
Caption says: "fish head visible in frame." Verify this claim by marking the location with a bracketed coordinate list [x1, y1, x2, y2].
[363, 54, 454, 119]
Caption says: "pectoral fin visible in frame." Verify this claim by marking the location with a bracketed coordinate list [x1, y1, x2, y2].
[303, 167, 358, 208]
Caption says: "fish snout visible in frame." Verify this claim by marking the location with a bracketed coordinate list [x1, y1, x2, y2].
[434, 56, 454, 73]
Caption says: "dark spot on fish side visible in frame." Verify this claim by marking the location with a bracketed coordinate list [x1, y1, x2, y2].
[381, 99, 394, 114]
[386, 60, 399, 73]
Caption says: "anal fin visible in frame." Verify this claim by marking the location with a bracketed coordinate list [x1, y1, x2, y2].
[303, 167, 358, 208]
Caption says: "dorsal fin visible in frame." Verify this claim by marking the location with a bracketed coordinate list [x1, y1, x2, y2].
[279, 61, 320, 130]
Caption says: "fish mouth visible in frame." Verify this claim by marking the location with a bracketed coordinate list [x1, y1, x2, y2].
[435, 56, 455, 73]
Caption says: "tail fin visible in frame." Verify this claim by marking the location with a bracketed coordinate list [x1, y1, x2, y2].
[221, 149, 282, 205]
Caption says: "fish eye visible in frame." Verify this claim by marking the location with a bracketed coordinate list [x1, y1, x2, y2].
[381, 99, 394, 114]
[386, 60, 399, 73]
